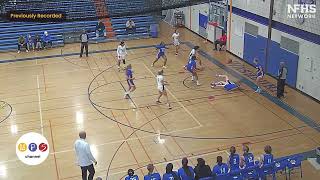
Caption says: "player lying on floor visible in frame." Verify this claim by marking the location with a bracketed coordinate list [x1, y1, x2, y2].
[211, 75, 239, 91]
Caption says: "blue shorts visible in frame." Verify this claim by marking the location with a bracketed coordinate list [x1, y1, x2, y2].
[127, 79, 135, 86]
[157, 53, 165, 59]
[224, 83, 238, 91]
[257, 72, 264, 78]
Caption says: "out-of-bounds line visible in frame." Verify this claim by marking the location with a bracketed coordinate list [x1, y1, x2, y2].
[0, 42, 178, 64]
[36, 75, 44, 135]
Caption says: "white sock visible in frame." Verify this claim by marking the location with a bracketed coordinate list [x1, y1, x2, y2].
[191, 76, 194, 81]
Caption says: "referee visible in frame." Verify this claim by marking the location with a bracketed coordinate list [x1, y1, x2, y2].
[74, 131, 97, 180]
[80, 30, 89, 57]
[277, 62, 287, 98]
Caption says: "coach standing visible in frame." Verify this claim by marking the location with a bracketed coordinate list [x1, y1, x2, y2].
[75, 131, 97, 180]
[277, 62, 287, 98]
[80, 30, 89, 57]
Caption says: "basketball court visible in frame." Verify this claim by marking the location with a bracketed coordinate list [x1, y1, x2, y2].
[0, 22, 319, 179]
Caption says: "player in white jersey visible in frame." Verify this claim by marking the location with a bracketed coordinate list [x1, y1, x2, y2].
[156, 70, 171, 109]
[185, 45, 202, 68]
[172, 29, 180, 55]
[117, 41, 127, 70]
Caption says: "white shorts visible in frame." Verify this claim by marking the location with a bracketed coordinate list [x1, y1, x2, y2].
[118, 55, 126, 60]
[173, 40, 180, 46]
[157, 85, 165, 92]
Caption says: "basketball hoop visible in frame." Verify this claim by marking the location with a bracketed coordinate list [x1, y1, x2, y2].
[203, 21, 218, 43]
[208, 21, 218, 27]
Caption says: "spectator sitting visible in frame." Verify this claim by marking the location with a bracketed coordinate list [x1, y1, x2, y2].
[213, 31, 227, 51]
[227, 146, 240, 172]
[35, 34, 42, 50]
[42, 31, 52, 49]
[144, 164, 161, 180]
[17, 35, 27, 53]
[212, 156, 229, 176]
[240, 145, 255, 169]
[163, 163, 180, 180]
[260, 145, 273, 167]
[125, 169, 139, 180]
[95, 20, 106, 38]
[26, 34, 34, 51]
[194, 158, 212, 180]
[178, 157, 195, 180]
[126, 18, 136, 34]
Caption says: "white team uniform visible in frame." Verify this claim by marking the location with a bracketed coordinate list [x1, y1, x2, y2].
[172, 33, 180, 46]
[157, 75, 165, 92]
[117, 45, 127, 60]
[189, 49, 196, 59]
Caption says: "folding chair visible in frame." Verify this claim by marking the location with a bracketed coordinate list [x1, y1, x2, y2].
[274, 158, 288, 180]
[287, 155, 303, 179]
[216, 173, 230, 180]
[259, 162, 276, 180]
[241, 164, 259, 180]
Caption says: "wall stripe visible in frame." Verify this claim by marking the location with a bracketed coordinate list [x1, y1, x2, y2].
[229, 6, 320, 45]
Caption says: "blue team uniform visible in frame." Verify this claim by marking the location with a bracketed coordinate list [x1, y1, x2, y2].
[144, 172, 161, 180]
[229, 154, 240, 171]
[224, 80, 238, 91]
[212, 163, 229, 175]
[178, 166, 195, 180]
[156, 44, 167, 59]
[256, 64, 264, 77]
[262, 154, 273, 165]
[125, 175, 139, 180]
[126, 68, 134, 86]
[163, 171, 179, 180]
[186, 58, 196, 73]
[243, 152, 255, 168]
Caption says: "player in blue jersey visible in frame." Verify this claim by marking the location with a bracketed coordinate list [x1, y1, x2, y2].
[240, 145, 255, 168]
[152, 42, 169, 68]
[185, 55, 201, 86]
[163, 163, 180, 180]
[228, 146, 240, 172]
[212, 156, 229, 176]
[125, 169, 139, 180]
[260, 145, 273, 167]
[253, 58, 264, 93]
[124, 64, 136, 99]
[211, 75, 239, 91]
[178, 157, 195, 180]
[144, 164, 161, 180]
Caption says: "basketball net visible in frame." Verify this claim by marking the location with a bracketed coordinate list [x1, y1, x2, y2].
[203, 21, 218, 43]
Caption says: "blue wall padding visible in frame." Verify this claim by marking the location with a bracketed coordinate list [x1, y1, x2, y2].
[199, 13, 208, 29]
[267, 41, 298, 87]
[243, 33, 298, 87]
[243, 33, 267, 69]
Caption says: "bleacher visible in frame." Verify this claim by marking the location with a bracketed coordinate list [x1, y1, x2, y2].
[4, 0, 96, 20]
[0, 0, 158, 52]
[105, 0, 145, 16]
[0, 21, 99, 52]
[105, 0, 157, 40]
[111, 15, 157, 40]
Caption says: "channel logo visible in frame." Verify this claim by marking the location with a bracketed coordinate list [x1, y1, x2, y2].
[16, 132, 49, 165]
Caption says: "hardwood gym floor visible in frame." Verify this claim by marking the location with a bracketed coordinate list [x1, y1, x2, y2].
[0, 22, 319, 179]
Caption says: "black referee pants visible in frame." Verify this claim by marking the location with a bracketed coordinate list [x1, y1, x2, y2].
[80, 164, 95, 180]
[277, 79, 286, 98]
[80, 42, 88, 57]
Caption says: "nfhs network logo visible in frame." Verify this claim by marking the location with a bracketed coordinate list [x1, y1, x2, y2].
[16, 132, 49, 165]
